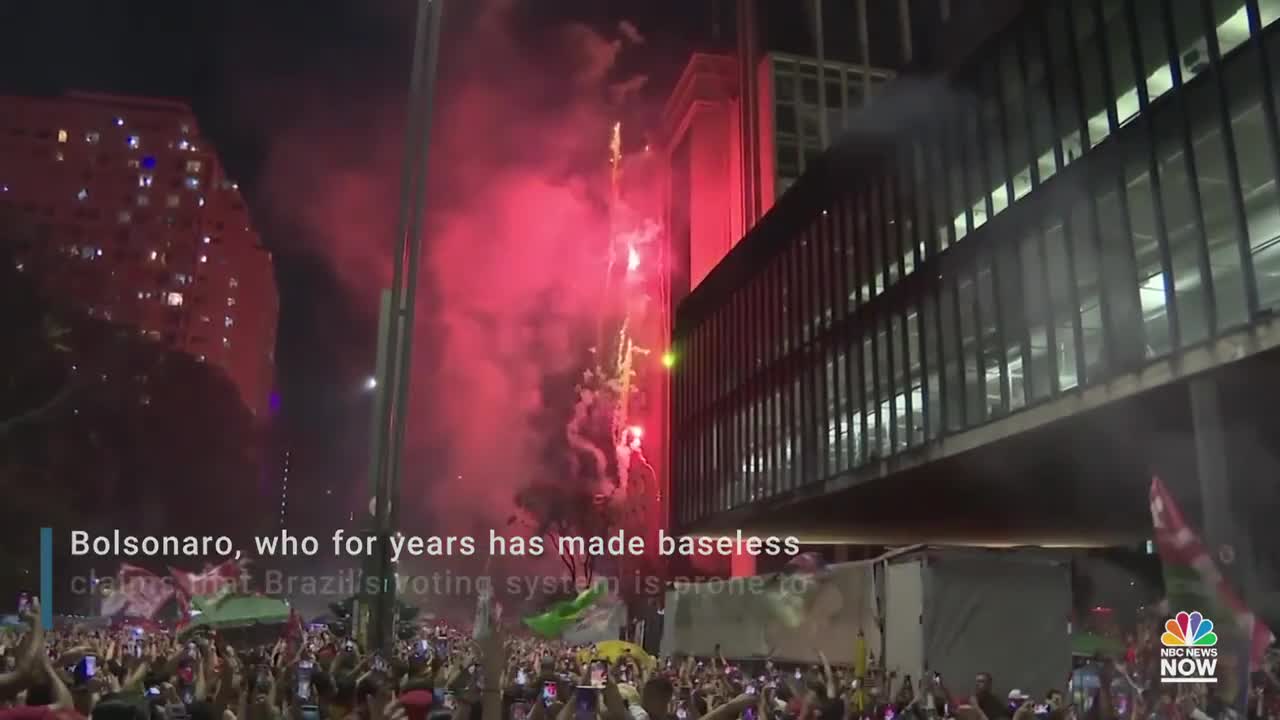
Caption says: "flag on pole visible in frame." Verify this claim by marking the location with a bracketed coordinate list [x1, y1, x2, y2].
[1149, 477, 1273, 665]
[100, 563, 174, 619]
[523, 583, 607, 638]
[1150, 476, 1272, 714]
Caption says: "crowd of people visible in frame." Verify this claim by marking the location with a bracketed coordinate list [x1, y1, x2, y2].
[2, 598, 1278, 720]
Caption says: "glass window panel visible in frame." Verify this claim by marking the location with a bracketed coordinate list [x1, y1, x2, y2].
[1224, 45, 1280, 312]
[946, 109, 970, 242]
[1019, 231, 1053, 402]
[1068, 200, 1108, 381]
[1072, 0, 1113, 147]
[801, 75, 819, 105]
[1182, 66, 1249, 330]
[876, 317, 893, 457]
[962, 89, 990, 231]
[776, 104, 797, 134]
[1134, 0, 1176, 104]
[921, 293, 944, 440]
[1124, 146, 1174, 358]
[862, 334, 881, 458]
[776, 72, 795, 102]
[869, 183, 885, 296]
[905, 303, 925, 446]
[939, 283, 964, 431]
[1262, 0, 1280, 27]
[1046, 3, 1086, 164]
[1210, 0, 1251, 56]
[1152, 105, 1211, 346]
[994, 243, 1027, 412]
[983, 58, 1013, 215]
[976, 258, 1005, 417]
[1023, 18, 1061, 184]
[1044, 217, 1082, 390]
[1101, 0, 1140, 127]
[1094, 174, 1147, 368]
[957, 268, 983, 425]
[999, 39, 1034, 201]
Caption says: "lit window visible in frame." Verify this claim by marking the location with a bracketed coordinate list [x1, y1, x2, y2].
[180, 123, 191, 134]
[200, 314, 211, 323]
[149, 250, 158, 261]
[165, 292, 184, 307]
[222, 337, 231, 348]
[197, 354, 206, 362]
[117, 210, 131, 224]
[80, 247, 94, 259]
[96, 248, 103, 257]
[85, 131, 100, 144]
[0, 185, 8, 192]
[57, 129, 68, 143]
[15, 262, 24, 272]
[139, 174, 153, 188]
[127, 159, 139, 169]
[197, 196, 205, 207]
[137, 291, 144, 300]
[126, 135, 140, 149]
[175, 273, 191, 285]
[184, 176, 200, 190]
[199, 254, 208, 263]
[166, 194, 180, 208]
[227, 297, 236, 307]
[177, 139, 190, 151]
[137, 195, 150, 207]
[141, 156, 156, 170]
[55, 151, 64, 162]
[224, 315, 234, 328]
[76, 188, 89, 201]
[113, 117, 124, 127]
[202, 236, 211, 244]
[228, 277, 239, 288]
[186, 160, 202, 173]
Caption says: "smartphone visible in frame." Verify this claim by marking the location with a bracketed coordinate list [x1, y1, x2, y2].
[516, 669, 528, 686]
[575, 688, 598, 720]
[1033, 705, 1050, 717]
[795, 670, 803, 681]
[746, 684, 757, 696]
[589, 661, 606, 687]
[443, 693, 457, 711]
[542, 681, 558, 706]
[416, 639, 429, 655]
[75, 655, 97, 685]
[744, 707, 758, 720]
[885, 708, 896, 720]
[434, 638, 450, 658]
[146, 686, 161, 698]
[676, 701, 689, 720]
[297, 660, 314, 699]
[372, 654, 388, 673]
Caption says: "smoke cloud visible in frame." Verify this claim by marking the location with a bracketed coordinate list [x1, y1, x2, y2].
[252, 1, 654, 548]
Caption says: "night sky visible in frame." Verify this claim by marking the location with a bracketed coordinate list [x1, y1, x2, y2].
[0, 0, 713, 534]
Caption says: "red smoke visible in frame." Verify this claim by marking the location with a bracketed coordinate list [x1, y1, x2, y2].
[254, 1, 653, 541]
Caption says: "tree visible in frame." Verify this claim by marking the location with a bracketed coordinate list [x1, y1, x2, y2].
[0, 211, 266, 599]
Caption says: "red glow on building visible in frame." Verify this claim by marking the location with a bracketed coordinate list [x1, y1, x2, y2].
[0, 92, 278, 417]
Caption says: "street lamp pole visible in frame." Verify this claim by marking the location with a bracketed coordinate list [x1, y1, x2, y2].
[360, 0, 445, 653]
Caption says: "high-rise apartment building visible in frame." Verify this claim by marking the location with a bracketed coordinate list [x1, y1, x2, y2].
[0, 92, 278, 417]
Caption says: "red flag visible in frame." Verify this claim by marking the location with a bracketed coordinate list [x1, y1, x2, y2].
[101, 563, 174, 619]
[1149, 477, 1274, 665]
[169, 558, 244, 600]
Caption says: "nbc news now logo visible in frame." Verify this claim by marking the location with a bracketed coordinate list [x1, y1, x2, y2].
[1160, 611, 1219, 683]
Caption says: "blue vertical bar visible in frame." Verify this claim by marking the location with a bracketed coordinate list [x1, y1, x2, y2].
[39, 527, 53, 630]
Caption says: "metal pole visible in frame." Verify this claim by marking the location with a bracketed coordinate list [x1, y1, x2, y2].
[898, 0, 914, 65]
[364, 0, 445, 653]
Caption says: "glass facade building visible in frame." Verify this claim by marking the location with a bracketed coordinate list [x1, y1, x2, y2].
[671, 0, 1280, 530]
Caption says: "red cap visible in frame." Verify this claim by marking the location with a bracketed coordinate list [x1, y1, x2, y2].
[400, 689, 433, 720]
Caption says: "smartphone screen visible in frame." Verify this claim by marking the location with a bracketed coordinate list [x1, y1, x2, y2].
[885, 708, 896, 720]
[676, 701, 689, 720]
[589, 662, 606, 687]
[746, 684, 757, 696]
[575, 688, 598, 720]
[417, 639, 429, 655]
[542, 681, 558, 706]
[516, 669, 528, 686]
[297, 661, 313, 699]
[443, 693, 457, 710]
[744, 707, 757, 720]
